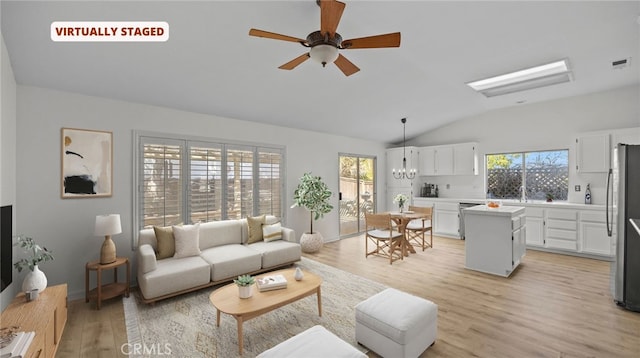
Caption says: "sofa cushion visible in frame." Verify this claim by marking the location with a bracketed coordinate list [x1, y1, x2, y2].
[262, 222, 282, 242]
[199, 220, 242, 250]
[153, 225, 176, 259]
[249, 241, 302, 268]
[200, 244, 262, 281]
[138, 256, 210, 300]
[247, 215, 266, 244]
[173, 223, 201, 258]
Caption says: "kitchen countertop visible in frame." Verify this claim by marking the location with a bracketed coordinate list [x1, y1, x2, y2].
[413, 197, 606, 210]
[463, 204, 525, 217]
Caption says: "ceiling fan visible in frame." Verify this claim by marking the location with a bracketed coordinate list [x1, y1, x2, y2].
[248, 0, 401, 76]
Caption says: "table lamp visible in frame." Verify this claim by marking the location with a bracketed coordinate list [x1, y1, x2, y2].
[94, 214, 121, 264]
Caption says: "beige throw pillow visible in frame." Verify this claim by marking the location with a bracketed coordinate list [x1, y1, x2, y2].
[247, 215, 266, 244]
[153, 225, 176, 259]
[173, 223, 201, 258]
[262, 222, 282, 242]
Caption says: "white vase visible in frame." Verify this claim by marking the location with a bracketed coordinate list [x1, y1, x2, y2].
[238, 285, 253, 299]
[294, 267, 304, 281]
[22, 265, 47, 293]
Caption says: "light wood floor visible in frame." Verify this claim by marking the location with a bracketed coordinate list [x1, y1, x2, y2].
[58, 235, 640, 357]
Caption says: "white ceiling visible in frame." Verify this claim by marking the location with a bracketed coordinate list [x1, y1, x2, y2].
[2, 1, 639, 143]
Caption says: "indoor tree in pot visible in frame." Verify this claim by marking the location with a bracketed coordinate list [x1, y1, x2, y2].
[14, 235, 54, 293]
[291, 172, 333, 253]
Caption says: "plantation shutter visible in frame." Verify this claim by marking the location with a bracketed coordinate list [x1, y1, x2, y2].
[258, 148, 283, 217]
[189, 144, 223, 223]
[226, 147, 254, 220]
[140, 139, 184, 229]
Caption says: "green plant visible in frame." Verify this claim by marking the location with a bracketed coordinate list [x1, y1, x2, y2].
[13, 235, 54, 272]
[546, 192, 555, 201]
[291, 172, 333, 234]
[233, 274, 255, 287]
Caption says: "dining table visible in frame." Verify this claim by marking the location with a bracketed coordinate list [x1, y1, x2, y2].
[386, 211, 430, 256]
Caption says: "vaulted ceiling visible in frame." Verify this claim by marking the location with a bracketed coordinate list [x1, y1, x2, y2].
[2, 1, 639, 143]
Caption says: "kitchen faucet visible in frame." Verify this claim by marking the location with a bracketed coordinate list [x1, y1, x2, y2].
[520, 186, 528, 202]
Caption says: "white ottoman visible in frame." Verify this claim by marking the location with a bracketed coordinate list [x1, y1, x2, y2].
[355, 288, 437, 358]
[258, 325, 366, 358]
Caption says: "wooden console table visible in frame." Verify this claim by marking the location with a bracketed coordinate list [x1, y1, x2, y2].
[0, 283, 68, 358]
[85, 257, 130, 310]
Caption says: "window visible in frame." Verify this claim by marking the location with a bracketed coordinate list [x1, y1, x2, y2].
[135, 133, 285, 236]
[486, 150, 568, 201]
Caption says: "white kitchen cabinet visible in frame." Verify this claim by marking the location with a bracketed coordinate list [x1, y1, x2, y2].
[525, 207, 545, 247]
[434, 146, 454, 175]
[576, 134, 610, 173]
[418, 145, 453, 176]
[434, 201, 460, 238]
[412, 199, 459, 238]
[418, 147, 436, 176]
[579, 210, 613, 256]
[464, 205, 526, 277]
[545, 208, 578, 251]
[386, 146, 418, 185]
[453, 142, 478, 175]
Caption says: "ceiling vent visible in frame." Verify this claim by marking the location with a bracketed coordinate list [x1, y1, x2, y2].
[612, 58, 631, 70]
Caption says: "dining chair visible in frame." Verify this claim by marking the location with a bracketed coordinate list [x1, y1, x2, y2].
[406, 205, 434, 251]
[365, 213, 404, 264]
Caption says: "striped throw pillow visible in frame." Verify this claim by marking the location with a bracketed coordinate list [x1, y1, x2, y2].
[262, 222, 282, 242]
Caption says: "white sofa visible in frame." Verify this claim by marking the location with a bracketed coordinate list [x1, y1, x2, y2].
[137, 216, 301, 303]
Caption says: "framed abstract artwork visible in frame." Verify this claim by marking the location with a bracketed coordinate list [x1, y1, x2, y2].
[61, 128, 113, 198]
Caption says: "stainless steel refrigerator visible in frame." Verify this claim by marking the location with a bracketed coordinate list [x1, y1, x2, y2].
[607, 143, 640, 312]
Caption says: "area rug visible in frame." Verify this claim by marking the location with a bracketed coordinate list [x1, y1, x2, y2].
[124, 257, 387, 357]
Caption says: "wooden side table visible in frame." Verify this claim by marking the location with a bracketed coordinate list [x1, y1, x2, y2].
[85, 257, 130, 310]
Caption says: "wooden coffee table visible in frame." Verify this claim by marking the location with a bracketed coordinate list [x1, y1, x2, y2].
[209, 268, 322, 354]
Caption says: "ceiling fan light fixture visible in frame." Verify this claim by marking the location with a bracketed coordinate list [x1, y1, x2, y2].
[310, 44, 339, 67]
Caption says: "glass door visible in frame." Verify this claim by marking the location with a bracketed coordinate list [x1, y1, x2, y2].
[339, 155, 376, 237]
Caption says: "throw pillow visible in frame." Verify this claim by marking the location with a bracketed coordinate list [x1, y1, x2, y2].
[247, 215, 266, 244]
[173, 223, 201, 258]
[153, 225, 176, 259]
[262, 222, 282, 242]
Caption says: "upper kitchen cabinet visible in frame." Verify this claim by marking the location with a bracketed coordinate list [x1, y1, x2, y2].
[418, 146, 436, 176]
[453, 142, 478, 175]
[576, 134, 610, 173]
[419, 142, 477, 176]
[435, 146, 454, 175]
[386, 146, 418, 186]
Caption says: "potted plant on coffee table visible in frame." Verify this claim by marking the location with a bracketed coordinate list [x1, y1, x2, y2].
[291, 172, 333, 253]
[234, 274, 255, 299]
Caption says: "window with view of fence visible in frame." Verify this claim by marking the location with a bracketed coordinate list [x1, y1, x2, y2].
[486, 150, 568, 201]
[136, 134, 284, 231]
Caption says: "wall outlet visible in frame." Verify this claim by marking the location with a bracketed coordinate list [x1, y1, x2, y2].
[446, 184, 450, 189]
[575, 185, 581, 192]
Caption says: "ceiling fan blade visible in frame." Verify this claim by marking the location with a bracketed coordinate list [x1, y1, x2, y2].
[249, 28, 305, 44]
[278, 53, 310, 70]
[320, 0, 346, 37]
[342, 32, 401, 49]
[334, 54, 360, 76]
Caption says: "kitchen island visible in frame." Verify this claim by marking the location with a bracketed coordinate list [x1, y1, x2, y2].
[463, 204, 526, 277]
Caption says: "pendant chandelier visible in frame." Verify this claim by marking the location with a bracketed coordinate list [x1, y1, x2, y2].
[392, 118, 416, 180]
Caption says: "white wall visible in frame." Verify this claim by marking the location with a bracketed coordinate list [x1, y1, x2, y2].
[406, 85, 640, 204]
[15, 85, 388, 299]
[1, 32, 18, 311]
